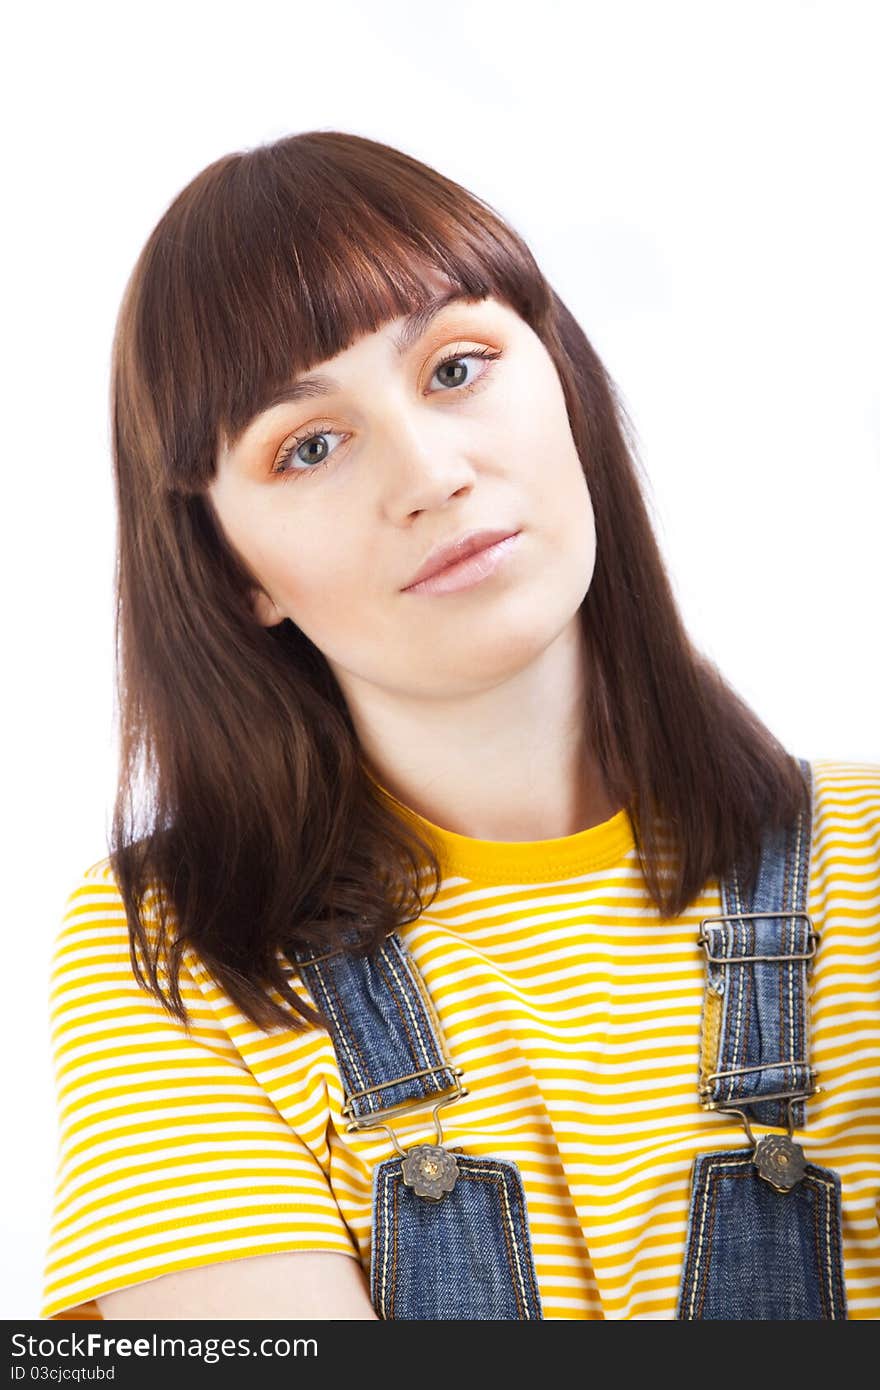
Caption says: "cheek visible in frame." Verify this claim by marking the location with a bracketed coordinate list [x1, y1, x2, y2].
[565, 464, 596, 575]
[262, 507, 367, 613]
[506, 358, 583, 486]
[526, 409, 592, 526]
[530, 417, 595, 590]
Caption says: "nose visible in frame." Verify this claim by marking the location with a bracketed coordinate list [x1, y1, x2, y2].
[375, 401, 476, 517]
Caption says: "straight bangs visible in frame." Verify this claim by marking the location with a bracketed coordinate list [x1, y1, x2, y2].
[125, 130, 553, 495]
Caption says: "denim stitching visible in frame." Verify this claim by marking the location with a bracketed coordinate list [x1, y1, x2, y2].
[698, 1158, 725, 1318]
[373, 1167, 398, 1320]
[374, 954, 422, 1067]
[824, 1177, 832, 1318]
[782, 819, 795, 1116]
[373, 1167, 385, 1316]
[724, 911, 737, 1103]
[393, 938, 459, 1078]
[782, 815, 793, 1107]
[381, 940, 446, 1077]
[683, 1155, 716, 1317]
[808, 1172, 841, 1319]
[309, 961, 377, 1112]
[459, 1161, 536, 1318]
[374, 1171, 382, 1317]
[685, 1154, 718, 1320]
[725, 886, 747, 1105]
[791, 763, 812, 1128]
[468, 1169, 523, 1316]
[811, 1173, 829, 1319]
[389, 1176, 399, 1320]
[741, 913, 755, 1105]
[684, 1155, 751, 1318]
[480, 1162, 536, 1316]
[794, 798, 810, 1118]
[374, 947, 454, 1096]
[829, 1181, 845, 1318]
[374, 1164, 394, 1318]
[799, 765, 814, 1129]
[817, 1174, 840, 1319]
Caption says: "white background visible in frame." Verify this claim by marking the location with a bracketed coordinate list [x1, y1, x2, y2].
[3, 0, 878, 1318]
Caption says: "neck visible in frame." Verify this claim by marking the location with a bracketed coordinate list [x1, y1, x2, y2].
[340, 616, 620, 843]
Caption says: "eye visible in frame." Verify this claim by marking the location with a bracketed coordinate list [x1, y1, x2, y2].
[428, 345, 502, 395]
[270, 424, 348, 482]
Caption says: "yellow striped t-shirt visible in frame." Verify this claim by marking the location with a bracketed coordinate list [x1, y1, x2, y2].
[41, 758, 880, 1319]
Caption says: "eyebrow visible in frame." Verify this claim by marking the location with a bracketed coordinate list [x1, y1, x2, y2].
[249, 289, 484, 425]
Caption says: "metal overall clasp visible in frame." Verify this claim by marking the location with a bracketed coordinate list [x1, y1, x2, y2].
[716, 1093, 822, 1193]
[342, 1067, 469, 1202]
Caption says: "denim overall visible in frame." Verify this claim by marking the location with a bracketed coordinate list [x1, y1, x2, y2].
[293, 757, 847, 1319]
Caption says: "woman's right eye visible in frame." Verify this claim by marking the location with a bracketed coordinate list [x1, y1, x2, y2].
[270, 426, 348, 482]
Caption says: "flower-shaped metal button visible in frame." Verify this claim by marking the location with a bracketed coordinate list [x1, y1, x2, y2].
[754, 1134, 807, 1192]
[400, 1143, 459, 1201]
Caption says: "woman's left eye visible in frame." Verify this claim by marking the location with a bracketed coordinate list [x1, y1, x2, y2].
[428, 345, 502, 395]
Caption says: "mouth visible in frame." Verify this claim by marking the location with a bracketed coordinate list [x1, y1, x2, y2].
[401, 531, 522, 597]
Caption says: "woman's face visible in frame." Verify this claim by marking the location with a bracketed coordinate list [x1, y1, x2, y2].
[208, 282, 596, 703]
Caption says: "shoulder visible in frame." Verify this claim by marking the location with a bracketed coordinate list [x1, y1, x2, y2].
[51, 854, 185, 1013]
[57, 853, 182, 931]
[65, 853, 120, 896]
[806, 759, 880, 945]
[54, 856, 128, 957]
[810, 757, 880, 792]
[809, 758, 880, 840]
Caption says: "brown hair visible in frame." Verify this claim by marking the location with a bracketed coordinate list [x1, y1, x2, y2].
[108, 129, 808, 1034]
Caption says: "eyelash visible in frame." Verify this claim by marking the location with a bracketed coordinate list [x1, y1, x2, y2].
[270, 345, 503, 483]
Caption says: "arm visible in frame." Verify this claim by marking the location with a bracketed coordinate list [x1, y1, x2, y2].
[42, 867, 373, 1321]
[97, 1250, 378, 1320]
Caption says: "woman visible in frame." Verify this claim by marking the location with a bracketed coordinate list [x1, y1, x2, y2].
[42, 130, 880, 1320]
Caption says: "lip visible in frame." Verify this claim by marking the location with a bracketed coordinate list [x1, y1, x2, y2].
[401, 531, 522, 596]
[401, 527, 521, 591]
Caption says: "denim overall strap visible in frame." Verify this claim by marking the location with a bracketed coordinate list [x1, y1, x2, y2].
[294, 932, 463, 1124]
[698, 757, 817, 1131]
[293, 932, 543, 1319]
[677, 757, 848, 1319]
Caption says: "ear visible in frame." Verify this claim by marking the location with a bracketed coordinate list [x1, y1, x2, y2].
[250, 587, 285, 628]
